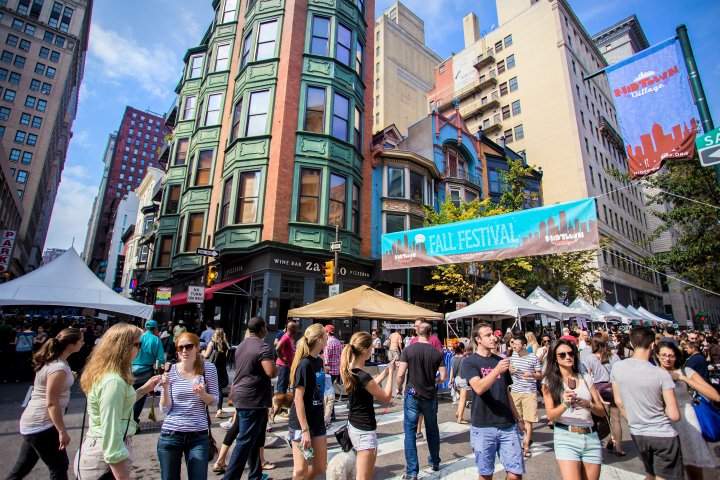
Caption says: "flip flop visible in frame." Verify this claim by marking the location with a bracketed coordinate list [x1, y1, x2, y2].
[262, 461, 277, 470]
[212, 464, 226, 474]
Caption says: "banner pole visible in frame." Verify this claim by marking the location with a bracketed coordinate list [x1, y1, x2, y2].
[676, 24, 720, 183]
[406, 268, 411, 303]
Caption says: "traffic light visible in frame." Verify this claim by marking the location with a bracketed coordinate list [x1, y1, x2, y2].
[323, 260, 335, 285]
[206, 265, 218, 287]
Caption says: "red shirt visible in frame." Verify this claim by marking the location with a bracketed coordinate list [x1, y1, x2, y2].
[276, 333, 295, 367]
[411, 334, 443, 352]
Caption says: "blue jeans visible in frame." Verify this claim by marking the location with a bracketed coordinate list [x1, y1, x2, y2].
[223, 409, 268, 480]
[157, 430, 209, 480]
[403, 393, 440, 476]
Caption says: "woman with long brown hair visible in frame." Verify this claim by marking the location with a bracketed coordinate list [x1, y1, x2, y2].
[7, 328, 83, 480]
[203, 328, 229, 418]
[288, 323, 327, 480]
[75, 323, 162, 480]
[340, 331, 395, 480]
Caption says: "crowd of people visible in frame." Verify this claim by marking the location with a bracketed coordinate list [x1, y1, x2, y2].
[4, 312, 720, 480]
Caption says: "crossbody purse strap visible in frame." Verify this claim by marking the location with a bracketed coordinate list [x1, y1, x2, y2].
[579, 374, 611, 423]
[76, 394, 88, 480]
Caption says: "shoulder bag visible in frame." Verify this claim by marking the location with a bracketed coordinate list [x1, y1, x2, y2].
[579, 375, 611, 441]
[203, 368, 219, 462]
[682, 367, 720, 442]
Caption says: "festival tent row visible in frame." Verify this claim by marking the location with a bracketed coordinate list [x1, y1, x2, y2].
[526, 287, 591, 323]
[569, 298, 621, 323]
[0, 248, 154, 319]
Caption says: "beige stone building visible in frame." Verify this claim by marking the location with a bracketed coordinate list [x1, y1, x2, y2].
[373, 1, 441, 135]
[0, 0, 91, 273]
[428, 0, 664, 312]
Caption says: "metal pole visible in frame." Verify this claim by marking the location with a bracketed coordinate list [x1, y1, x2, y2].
[334, 225, 339, 285]
[676, 25, 720, 182]
[406, 268, 411, 303]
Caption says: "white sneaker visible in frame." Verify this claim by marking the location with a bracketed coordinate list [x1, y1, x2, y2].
[220, 419, 233, 430]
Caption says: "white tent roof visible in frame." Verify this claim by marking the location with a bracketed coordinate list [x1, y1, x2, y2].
[614, 303, 646, 322]
[446, 281, 557, 321]
[527, 287, 590, 320]
[637, 306, 673, 325]
[626, 305, 655, 323]
[597, 301, 631, 324]
[569, 298, 620, 323]
[0, 248, 153, 319]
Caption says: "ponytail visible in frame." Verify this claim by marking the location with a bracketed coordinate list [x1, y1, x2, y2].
[340, 332, 372, 393]
[289, 323, 326, 388]
[33, 328, 82, 371]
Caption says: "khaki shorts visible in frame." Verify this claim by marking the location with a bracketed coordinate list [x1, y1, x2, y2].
[74, 436, 133, 480]
[511, 392, 538, 423]
[388, 349, 401, 362]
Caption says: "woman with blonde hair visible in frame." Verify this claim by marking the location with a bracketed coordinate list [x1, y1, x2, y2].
[75, 323, 162, 480]
[525, 331, 540, 354]
[340, 331, 396, 480]
[288, 323, 328, 480]
[8, 328, 83, 480]
[203, 328, 230, 418]
[158, 332, 219, 480]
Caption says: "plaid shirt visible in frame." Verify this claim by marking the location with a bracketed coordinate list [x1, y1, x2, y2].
[324, 336, 343, 376]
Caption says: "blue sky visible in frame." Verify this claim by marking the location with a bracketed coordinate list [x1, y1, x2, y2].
[44, 0, 720, 250]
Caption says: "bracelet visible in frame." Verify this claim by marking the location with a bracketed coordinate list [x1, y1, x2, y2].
[301, 427, 309, 433]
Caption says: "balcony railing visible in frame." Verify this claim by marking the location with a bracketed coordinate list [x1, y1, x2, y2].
[474, 48, 495, 69]
[445, 167, 483, 186]
[481, 114, 503, 134]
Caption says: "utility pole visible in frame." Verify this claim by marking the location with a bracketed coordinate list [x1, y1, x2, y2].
[333, 225, 339, 284]
[676, 25, 720, 183]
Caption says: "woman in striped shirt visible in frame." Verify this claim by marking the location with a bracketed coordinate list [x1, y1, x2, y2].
[157, 332, 219, 480]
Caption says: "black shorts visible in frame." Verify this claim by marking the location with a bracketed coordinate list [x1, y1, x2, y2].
[631, 434, 684, 480]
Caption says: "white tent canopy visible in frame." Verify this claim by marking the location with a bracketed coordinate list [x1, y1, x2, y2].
[446, 281, 557, 321]
[638, 306, 673, 325]
[614, 303, 646, 322]
[626, 305, 656, 323]
[597, 301, 632, 324]
[527, 287, 590, 321]
[0, 248, 153, 319]
[569, 298, 621, 323]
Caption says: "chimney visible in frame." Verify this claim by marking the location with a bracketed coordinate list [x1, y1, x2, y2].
[463, 13, 480, 48]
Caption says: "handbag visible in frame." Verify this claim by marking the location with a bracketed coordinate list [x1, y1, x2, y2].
[682, 368, 720, 442]
[579, 375, 611, 440]
[335, 423, 353, 452]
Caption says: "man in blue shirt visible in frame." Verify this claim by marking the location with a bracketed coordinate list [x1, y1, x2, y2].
[684, 341, 710, 382]
[132, 319, 165, 422]
[200, 322, 215, 349]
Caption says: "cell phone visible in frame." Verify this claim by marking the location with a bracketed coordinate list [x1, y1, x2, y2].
[567, 378, 577, 390]
[163, 362, 171, 373]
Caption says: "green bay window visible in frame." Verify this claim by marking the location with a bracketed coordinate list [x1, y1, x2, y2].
[184, 213, 204, 252]
[195, 150, 213, 186]
[165, 185, 181, 214]
[355, 39, 363, 76]
[219, 178, 232, 227]
[353, 107, 362, 149]
[256, 19, 278, 61]
[181, 95, 196, 120]
[351, 183, 360, 233]
[174, 138, 188, 165]
[236, 171, 260, 224]
[240, 30, 252, 67]
[230, 99, 242, 142]
[328, 174, 346, 228]
[304, 86, 325, 133]
[298, 168, 321, 223]
[222, 0, 238, 23]
[336, 23, 352, 66]
[332, 93, 349, 141]
[157, 236, 173, 267]
[214, 43, 231, 71]
[310, 16, 330, 56]
[245, 90, 270, 136]
[204, 93, 223, 126]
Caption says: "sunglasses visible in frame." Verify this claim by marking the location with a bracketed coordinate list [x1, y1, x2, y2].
[177, 344, 195, 352]
[557, 351, 574, 359]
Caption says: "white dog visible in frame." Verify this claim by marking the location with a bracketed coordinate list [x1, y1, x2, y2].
[326, 450, 356, 480]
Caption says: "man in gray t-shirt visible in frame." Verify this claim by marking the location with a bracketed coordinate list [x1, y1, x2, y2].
[611, 327, 683, 480]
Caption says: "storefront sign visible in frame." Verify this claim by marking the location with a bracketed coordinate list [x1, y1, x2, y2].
[0, 230, 17, 273]
[187, 285, 205, 304]
[382, 198, 599, 270]
[156, 287, 172, 306]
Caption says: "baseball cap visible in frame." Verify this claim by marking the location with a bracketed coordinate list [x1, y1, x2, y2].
[493, 330, 502, 337]
[560, 335, 578, 345]
[324, 324, 335, 334]
[145, 319, 158, 329]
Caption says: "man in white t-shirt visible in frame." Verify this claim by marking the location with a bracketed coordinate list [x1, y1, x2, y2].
[508, 335, 542, 457]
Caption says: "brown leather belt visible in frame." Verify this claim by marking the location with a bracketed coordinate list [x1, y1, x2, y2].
[555, 422, 596, 434]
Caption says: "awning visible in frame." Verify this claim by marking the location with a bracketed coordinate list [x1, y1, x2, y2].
[169, 275, 249, 307]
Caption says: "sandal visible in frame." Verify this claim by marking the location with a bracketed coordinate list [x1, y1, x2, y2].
[262, 461, 276, 470]
[523, 447, 532, 458]
[212, 464, 226, 474]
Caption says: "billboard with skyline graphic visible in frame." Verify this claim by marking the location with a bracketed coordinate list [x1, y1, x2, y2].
[381, 199, 599, 270]
[605, 38, 699, 178]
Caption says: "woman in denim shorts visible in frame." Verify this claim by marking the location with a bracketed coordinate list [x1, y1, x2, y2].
[542, 339, 607, 480]
[340, 332, 396, 480]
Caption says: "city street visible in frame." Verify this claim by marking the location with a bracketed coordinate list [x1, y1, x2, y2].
[0, 382, 656, 480]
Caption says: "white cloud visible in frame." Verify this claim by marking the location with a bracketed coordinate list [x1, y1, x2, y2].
[44, 164, 99, 251]
[88, 23, 180, 98]
[71, 129, 92, 149]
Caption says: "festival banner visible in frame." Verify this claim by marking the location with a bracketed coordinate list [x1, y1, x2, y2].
[381, 198, 598, 270]
[605, 38, 699, 177]
[155, 287, 172, 306]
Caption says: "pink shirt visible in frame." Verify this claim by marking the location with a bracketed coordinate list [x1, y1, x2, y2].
[276, 333, 295, 367]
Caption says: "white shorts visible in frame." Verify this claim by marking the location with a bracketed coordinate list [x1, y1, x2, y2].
[348, 423, 378, 451]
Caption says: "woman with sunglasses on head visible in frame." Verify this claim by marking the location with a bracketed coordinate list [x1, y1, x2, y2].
[288, 323, 328, 480]
[8, 328, 83, 480]
[542, 339, 606, 480]
[656, 340, 720, 480]
[75, 323, 162, 480]
[157, 332, 219, 480]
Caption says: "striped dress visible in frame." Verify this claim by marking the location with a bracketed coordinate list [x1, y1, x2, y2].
[161, 361, 219, 432]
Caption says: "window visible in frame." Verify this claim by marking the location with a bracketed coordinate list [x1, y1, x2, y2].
[17, 0, 30, 15]
[409, 171, 424, 203]
[497, 60, 505, 74]
[9, 148, 20, 162]
[174, 138, 189, 166]
[26, 133, 36, 145]
[184, 213, 204, 252]
[16, 169, 28, 183]
[236, 171, 260, 223]
[509, 76, 518, 92]
[181, 95, 196, 120]
[60, 5, 73, 32]
[45, 66, 55, 79]
[502, 52, 517, 72]
[31, 116, 41, 128]
[328, 174, 346, 227]
[49, 50, 60, 62]
[54, 35, 65, 48]
[351, 183, 359, 233]
[30, 79, 40, 91]
[355, 39, 363, 76]
[219, 178, 232, 227]
[39, 47, 50, 59]
[499, 82, 508, 96]
[16, 40, 30, 53]
[50, 2, 63, 28]
[489, 170, 502, 194]
[11, 19, 23, 31]
[353, 107, 361, 149]
[256, 19, 278, 61]
[332, 93, 349, 141]
[165, 185, 181, 213]
[511, 99, 521, 115]
[214, 43, 230, 71]
[21, 151, 31, 164]
[504, 34, 513, 47]
[5, 34, 18, 47]
[203, 93, 222, 126]
[386, 213, 405, 233]
[502, 105, 510, 119]
[304, 86, 325, 133]
[41, 82, 51, 94]
[35, 62, 45, 75]
[0, 50, 12, 64]
[310, 16, 331, 56]
[194, 150, 213, 186]
[240, 30, 252, 67]
[494, 40, 503, 53]
[0, 68, 6, 80]
[245, 90, 270, 136]
[387, 167, 404, 198]
[188, 54, 203, 78]
[157, 236, 173, 267]
[8, 71, 20, 85]
[43, 31, 53, 43]
[14, 55, 25, 68]
[297, 168, 321, 223]
[229, 99, 242, 141]
[20, 112, 30, 125]
[0, 106, 9, 120]
[504, 128, 513, 143]
[222, 0, 237, 23]
[514, 124, 524, 140]
[0, 126, 4, 138]
[24, 95, 35, 107]
[336, 23, 352, 66]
